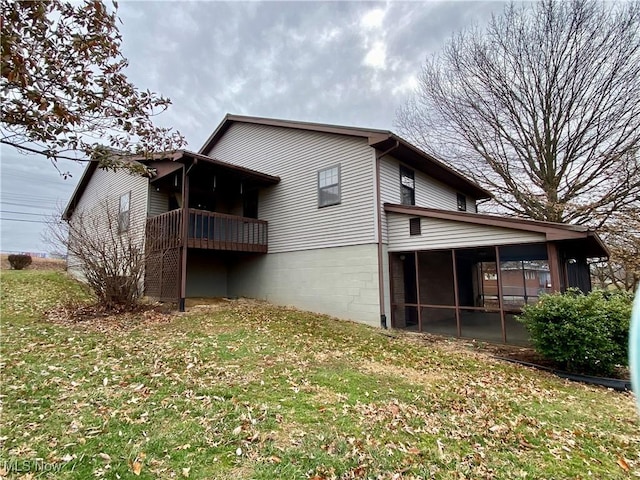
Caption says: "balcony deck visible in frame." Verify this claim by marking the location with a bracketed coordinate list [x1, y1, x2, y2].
[146, 209, 268, 253]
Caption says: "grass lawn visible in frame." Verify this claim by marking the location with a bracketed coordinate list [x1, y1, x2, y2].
[1, 270, 638, 479]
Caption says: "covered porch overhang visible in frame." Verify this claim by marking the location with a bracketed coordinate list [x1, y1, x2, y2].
[384, 204, 608, 345]
[141, 150, 280, 309]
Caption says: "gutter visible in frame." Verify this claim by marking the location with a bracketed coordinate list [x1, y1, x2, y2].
[375, 139, 400, 329]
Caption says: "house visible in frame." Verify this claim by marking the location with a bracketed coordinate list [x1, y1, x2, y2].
[63, 114, 608, 345]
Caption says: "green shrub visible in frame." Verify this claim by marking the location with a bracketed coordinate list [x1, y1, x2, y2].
[7, 254, 32, 270]
[518, 289, 632, 376]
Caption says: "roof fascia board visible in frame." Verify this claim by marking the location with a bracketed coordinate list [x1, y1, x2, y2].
[64, 150, 280, 220]
[182, 150, 280, 184]
[148, 161, 184, 183]
[198, 113, 392, 154]
[224, 114, 390, 139]
[199, 114, 490, 199]
[62, 161, 98, 220]
[381, 135, 492, 199]
[143, 150, 280, 184]
[384, 203, 591, 240]
[63, 159, 150, 220]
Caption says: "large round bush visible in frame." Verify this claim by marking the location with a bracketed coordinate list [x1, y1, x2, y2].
[7, 254, 32, 270]
[518, 289, 632, 376]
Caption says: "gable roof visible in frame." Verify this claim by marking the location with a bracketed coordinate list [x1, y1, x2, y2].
[199, 114, 491, 199]
[62, 150, 280, 220]
[384, 203, 608, 258]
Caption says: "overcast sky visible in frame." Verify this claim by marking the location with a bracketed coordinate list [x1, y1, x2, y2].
[1, 1, 503, 254]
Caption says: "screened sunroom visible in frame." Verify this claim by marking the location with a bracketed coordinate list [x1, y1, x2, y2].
[385, 204, 608, 345]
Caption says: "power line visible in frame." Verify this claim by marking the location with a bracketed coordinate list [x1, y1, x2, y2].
[0, 217, 49, 224]
[0, 210, 48, 217]
[0, 201, 63, 209]
[1, 193, 65, 202]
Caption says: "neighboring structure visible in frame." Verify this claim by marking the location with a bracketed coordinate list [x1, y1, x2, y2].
[64, 114, 608, 345]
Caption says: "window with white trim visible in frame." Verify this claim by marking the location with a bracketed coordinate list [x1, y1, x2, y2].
[400, 166, 415, 206]
[457, 193, 467, 212]
[318, 165, 341, 207]
[118, 192, 131, 233]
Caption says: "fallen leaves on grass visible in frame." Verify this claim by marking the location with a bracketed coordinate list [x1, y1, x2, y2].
[2, 272, 639, 479]
[44, 302, 174, 331]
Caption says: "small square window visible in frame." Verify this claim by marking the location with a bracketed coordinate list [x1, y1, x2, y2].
[318, 165, 341, 207]
[400, 166, 415, 206]
[457, 193, 467, 212]
[118, 192, 131, 233]
[409, 217, 421, 236]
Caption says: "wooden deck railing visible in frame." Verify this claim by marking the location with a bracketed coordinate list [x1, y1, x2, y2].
[146, 209, 268, 253]
[146, 209, 182, 252]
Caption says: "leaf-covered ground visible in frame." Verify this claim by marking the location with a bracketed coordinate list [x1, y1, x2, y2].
[1, 270, 638, 479]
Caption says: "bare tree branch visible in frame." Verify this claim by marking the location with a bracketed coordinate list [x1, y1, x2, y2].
[1, 0, 186, 171]
[396, 0, 640, 227]
[46, 201, 147, 310]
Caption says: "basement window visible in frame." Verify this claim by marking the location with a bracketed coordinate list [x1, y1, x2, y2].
[409, 217, 421, 236]
[318, 165, 341, 207]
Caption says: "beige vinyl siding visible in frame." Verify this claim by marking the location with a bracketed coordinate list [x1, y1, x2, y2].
[148, 185, 169, 217]
[379, 156, 477, 240]
[67, 166, 148, 277]
[205, 123, 376, 253]
[386, 213, 546, 252]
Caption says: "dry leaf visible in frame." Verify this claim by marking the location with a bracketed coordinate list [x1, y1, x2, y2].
[436, 439, 445, 458]
[98, 452, 111, 462]
[182, 467, 191, 478]
[617, 457, 630, 472]
[131, 460, 143, 475]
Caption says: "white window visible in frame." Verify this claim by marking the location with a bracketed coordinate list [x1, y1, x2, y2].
[400, 166, 415, 206]
[318, 165, 341, 207]
[118, 192, 131, 233]
[457, 193, 467, 212]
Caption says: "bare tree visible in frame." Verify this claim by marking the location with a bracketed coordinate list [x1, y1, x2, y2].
[396, 0, 640, 227]
[591, 206, 640, 291]
[47, 200, 146, 310]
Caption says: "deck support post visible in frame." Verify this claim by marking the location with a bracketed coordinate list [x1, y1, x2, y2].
[495, 246, 507, 343]
[547, 242, 563, 293]
[178, 164, 191, 312]
[414, 251, 422, 332]
[451, 249, 461, 337]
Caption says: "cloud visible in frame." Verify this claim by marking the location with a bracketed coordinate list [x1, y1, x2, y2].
[1, 1, 505, 252]
[363, 41, 387, 69]
[360, 7, 387, 29]
[358, 5, 390, 71]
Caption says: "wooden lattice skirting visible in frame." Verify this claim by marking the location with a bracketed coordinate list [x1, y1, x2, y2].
[145, 247, 180, 302]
